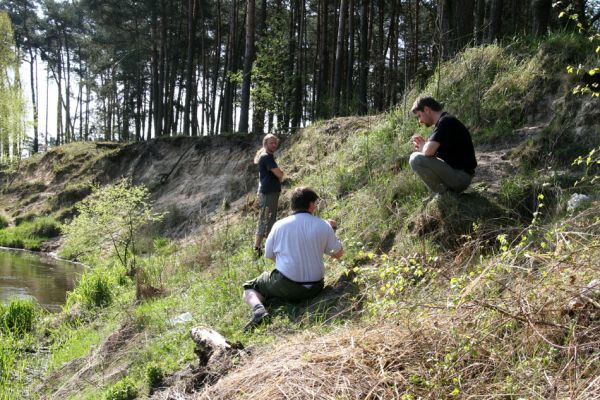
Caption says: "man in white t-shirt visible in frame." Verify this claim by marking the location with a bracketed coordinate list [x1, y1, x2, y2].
[242, 187, 344, 330]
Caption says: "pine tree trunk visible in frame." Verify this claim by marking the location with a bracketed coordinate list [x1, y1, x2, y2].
[357, 0, 369, 115]
[333, 0, 347, 116]
[184, 0, 197, 136]
[239, 0, 255, 133]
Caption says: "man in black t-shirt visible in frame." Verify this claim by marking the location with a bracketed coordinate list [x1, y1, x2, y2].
[409, 96, 477, 198]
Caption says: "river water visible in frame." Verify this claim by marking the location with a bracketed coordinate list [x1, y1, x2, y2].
[0, 249, 83, 311]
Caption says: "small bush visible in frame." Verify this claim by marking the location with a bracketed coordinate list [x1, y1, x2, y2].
[30, 217, 61, 237]
[146, 363, 164, 388]
[104, 376, 138, 400]
[0, 299, 36, 336]
[67, 270, 114, 309]
[0, 214, 8, 229]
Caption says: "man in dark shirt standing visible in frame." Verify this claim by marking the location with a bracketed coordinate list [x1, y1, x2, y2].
[409, 96, 477, 198]
[254, 134, 284, 253]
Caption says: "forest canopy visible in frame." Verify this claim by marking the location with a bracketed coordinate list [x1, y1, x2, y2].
[1, 0, 599, 151]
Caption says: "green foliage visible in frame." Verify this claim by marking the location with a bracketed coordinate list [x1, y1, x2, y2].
[145, 363, 164, 388]
[0, 299, 36, 336]
[61, 179, 163, 273]
[0, 12, 26, 163]
[352, 253, 438, 315]
[252, 11, 295, 126]
[414, 45, 538, 140]
[0, 216, 61, 250]
[66, 267, 119, 309]
[0, 335, 20, 397]
[104, 376, 138, 400]
[573, 146, 600, 187]
[557, 6, 600, 96]
[0, 214, 8, 228]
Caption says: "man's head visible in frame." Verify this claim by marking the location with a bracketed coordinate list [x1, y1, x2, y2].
[291, 187, 319, 212]
[263, 134, 279, 153]
[411, 96, 443, 127]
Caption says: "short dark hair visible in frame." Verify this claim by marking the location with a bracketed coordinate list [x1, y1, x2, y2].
[291, 187, 319, 211]
[411, 96, 443, 113]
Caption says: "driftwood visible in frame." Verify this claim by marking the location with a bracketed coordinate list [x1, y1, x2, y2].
[190, 327, 243, 366]
[185, 327, 246, 392]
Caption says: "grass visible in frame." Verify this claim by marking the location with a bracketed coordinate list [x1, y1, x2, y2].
[0, 299, 36, 336]
[0, 214, 8, 229]
[3, 34, 600, 399]
[0, 299, 38, 397]
[0, 216, 61, 250]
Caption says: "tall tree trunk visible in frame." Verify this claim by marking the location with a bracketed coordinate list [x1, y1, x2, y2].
[488, 0, 503, 42]
[532, 0, 551, 36]
[358, 0, 369, 114]
[28, 49, 38, 153]
[221, 0, 238, 133]
[252, 0, 267, 134]
[184, 0, 197, 136]
[316, 0, 330, 118]
[291, 0, 304, 128]
[64, 33, 72, 143]
[345, 0, 355, 113]
[474, 0, 486, 45]
[239, 0, 255, 133]
[333, 0, 347, 116]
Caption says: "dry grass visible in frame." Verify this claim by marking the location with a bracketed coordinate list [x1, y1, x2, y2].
[176, 204, 600, 400]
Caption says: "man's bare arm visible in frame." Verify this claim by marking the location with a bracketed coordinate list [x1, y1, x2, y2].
[271, 167, 284, 181]
[422, 140, 440, 157]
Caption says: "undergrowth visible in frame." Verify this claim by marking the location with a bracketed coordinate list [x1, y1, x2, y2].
[0, 216, 60, 250]
[1, 35, 598, 399]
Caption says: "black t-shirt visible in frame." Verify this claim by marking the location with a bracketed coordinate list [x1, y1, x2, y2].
[429, 112, 477, 172]
[258, 152, 281, 193]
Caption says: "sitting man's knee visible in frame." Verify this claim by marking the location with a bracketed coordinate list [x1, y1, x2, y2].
[409, 152, 426, 169]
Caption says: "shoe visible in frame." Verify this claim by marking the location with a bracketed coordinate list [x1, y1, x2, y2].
[422, 193, 442, 204]
[244, 304, 269, 331]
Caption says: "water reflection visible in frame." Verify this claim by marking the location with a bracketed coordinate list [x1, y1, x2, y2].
[0, 249, 84, 311]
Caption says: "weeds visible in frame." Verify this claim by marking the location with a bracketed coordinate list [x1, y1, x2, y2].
[0, 216, 61, 250]
[4, 35, 600, 400]
[0, 299, 36, 336]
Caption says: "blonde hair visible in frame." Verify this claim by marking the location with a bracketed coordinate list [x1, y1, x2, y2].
[254, 134, 279, 164]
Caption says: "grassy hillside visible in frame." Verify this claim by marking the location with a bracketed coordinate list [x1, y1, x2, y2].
[1, 33, 599, 399]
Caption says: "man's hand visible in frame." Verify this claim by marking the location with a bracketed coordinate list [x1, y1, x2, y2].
[411, 135, 425, 151]
[327, 219, 338, 231]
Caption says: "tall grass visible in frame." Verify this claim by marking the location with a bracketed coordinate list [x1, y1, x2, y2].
[0, 299, 37, 397]
[5, 35, 599, 399]
[0, 217, 61, 250]
[0, 299, 36, 336]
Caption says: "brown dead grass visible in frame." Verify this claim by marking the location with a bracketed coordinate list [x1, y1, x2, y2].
[181, 204, 600, 400]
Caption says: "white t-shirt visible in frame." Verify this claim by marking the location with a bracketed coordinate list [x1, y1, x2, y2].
[264, 212, 343, 283]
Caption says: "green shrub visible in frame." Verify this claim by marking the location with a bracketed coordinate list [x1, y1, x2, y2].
[29, 217, 61, 237]
[0, 214, 9, 228]
[61, 179, 163, 273]
[67, 270, 114, 309]
[104, 376, 138, 400]
[146, 363, 164, 388]
[14, 211, 37, 226]
[0, 299, 36, 336]
[0, 217, 61, 250]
